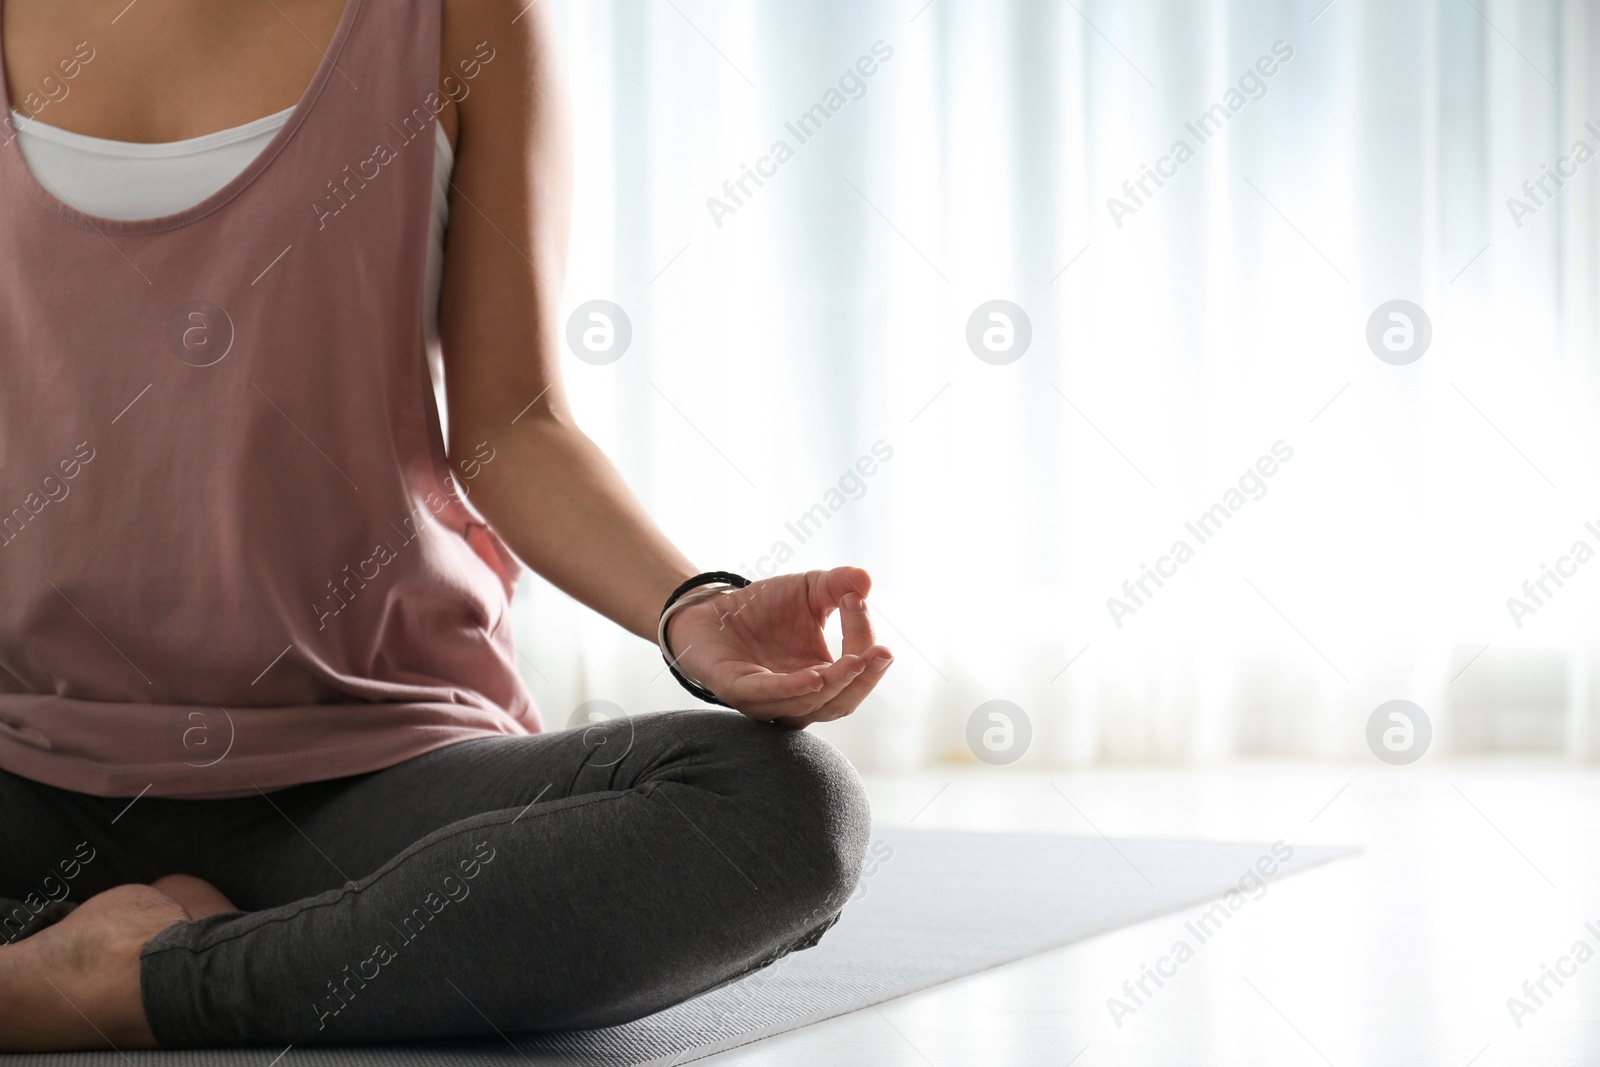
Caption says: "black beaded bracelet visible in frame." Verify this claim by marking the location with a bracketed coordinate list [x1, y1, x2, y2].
[658, 571, 752, 707]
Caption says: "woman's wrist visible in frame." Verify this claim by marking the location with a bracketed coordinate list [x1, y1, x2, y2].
[657, 572, 753, 706]
[655, 565, 701, 642]
[663, 599, 694, 657]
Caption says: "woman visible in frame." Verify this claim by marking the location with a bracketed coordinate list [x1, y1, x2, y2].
[0, 0, 893, 1050]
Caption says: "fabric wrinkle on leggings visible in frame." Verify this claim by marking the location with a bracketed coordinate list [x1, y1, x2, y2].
[0, 709, 870, 1046]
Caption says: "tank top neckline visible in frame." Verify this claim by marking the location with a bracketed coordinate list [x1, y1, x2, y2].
[9, 103, 297, 157]
[0, 0, 364, 236]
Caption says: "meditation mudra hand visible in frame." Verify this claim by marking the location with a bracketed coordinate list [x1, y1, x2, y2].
[668, 567, 895, 730]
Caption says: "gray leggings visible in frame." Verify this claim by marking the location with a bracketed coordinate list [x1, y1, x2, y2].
[0, 710, 871, 1047]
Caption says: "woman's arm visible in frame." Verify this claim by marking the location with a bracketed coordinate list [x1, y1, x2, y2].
[439, 1, 893, 726]
[439, 0, 692, 641]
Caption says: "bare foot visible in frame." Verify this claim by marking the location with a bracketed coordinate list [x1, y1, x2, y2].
[152, 874, 237, 919]
[0, 883, 199, 1051]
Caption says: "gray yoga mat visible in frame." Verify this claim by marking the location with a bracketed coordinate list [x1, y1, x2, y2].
[18, 829, 1351, 1067]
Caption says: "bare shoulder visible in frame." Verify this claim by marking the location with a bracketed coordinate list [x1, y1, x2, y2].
[441, 0, 544, 49]
[438, 0, 568, 178]
[433, 0, 572, 436]
[441, 0, 560, 139]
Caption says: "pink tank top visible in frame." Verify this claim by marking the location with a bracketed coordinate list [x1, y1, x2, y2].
[0, 0, 540, 799]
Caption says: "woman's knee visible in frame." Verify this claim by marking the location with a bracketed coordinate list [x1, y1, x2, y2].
[654, 710, 872, 917]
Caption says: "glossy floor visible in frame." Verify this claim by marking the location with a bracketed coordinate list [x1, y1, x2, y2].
[705, 759, 1600, 1066]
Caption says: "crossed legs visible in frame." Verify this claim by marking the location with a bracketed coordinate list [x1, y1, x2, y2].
[0, 710, 870, 1049]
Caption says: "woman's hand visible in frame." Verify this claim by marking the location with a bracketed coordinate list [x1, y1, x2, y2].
[666, 567, 894, 728]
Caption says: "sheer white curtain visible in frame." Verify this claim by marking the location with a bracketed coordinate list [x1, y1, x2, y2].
[506, 0, 1600, 767]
